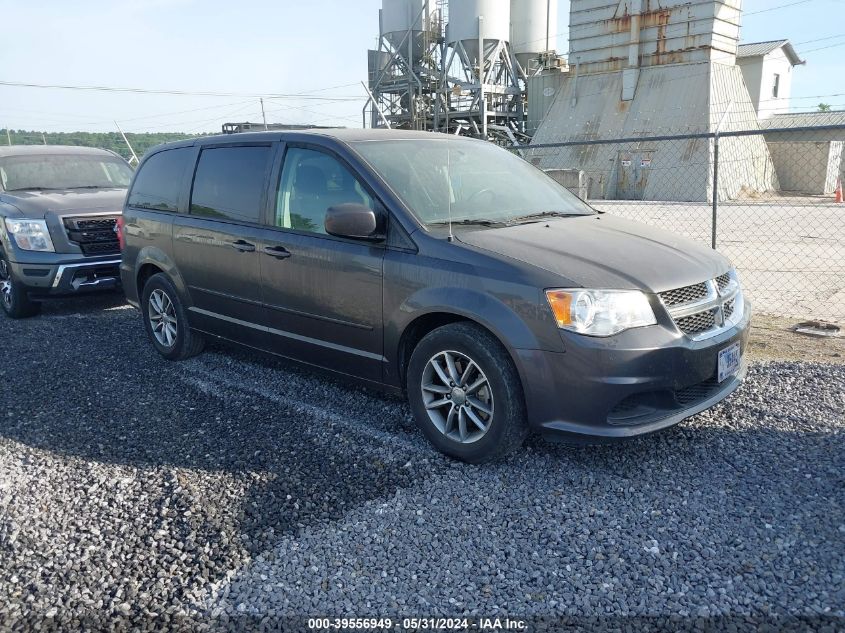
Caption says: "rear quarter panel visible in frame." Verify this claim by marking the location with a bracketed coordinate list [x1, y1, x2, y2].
[121, 209, 181, 306]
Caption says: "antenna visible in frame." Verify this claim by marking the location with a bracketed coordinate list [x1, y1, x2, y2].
[114, 120, 139, 167]
[447, 145, 453, 242]
[260, 98, 268, 131]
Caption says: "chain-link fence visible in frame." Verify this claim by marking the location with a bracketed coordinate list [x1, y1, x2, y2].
[515, 124, 845, 321]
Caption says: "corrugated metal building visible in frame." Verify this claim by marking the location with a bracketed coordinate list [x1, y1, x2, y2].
[528, 0, 779, 202]
[761, 111, 845, 194]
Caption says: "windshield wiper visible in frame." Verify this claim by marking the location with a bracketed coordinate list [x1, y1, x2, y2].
[429, 219, 508, 227]
[511, 211, 587, 222]
[65, 185, 107, 190]
[5, 186, 59, 192]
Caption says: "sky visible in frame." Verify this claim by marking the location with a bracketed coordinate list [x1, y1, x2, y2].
[0, 0, 842, 134]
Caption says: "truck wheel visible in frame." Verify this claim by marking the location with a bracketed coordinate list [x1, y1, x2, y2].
[141, 273, 205, 361]
[406, 322, 528, 463]
[0, 254, 41, 319]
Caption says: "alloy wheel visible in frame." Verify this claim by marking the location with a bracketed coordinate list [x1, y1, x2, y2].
[421, 350, 494, 444]
[0, 259, 12, 309]
[148, 289, 178, 348]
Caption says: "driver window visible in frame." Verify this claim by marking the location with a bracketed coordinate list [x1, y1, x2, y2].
[276, 147, 375, 234]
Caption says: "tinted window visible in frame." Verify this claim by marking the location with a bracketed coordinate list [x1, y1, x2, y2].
[275, 147, 374, 235]
[128, 148, 192, 212]
[190, 146, 271, 223]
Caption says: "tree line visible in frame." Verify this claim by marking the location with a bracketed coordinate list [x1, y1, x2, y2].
[0, 130, 205, 162]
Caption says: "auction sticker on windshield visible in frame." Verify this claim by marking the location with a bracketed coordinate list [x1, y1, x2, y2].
[718, 342, 741, 383]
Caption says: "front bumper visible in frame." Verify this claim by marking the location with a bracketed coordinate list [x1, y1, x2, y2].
[8, 256, 122, 298]
[516, 301, 752, 441]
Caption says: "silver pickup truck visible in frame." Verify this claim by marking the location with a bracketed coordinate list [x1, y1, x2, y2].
[0, 145, 132, 318]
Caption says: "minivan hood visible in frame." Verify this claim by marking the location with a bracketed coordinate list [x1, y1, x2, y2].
[0, 188, 126, 219]
[456, 214, 730, 293]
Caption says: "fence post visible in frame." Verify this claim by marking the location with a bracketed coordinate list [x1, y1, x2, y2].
[711, 133, 719, 250]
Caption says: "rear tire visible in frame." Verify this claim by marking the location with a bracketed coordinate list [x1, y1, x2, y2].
[0, 252, 41, 319]
[406, 322, 528, 463]
[141, 273, 205, 361]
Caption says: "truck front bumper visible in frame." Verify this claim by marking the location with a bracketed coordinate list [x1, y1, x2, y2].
[9, 257, 122, 298]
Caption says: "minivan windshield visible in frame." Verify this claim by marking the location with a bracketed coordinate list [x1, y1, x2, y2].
[0, 154, 133, 192]
[351, 137, 594, 227]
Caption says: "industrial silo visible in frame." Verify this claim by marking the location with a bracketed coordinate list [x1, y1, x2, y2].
[382, 0, 430, 62]
[447, 0, 511, 63]
[510, 0, 558, 71]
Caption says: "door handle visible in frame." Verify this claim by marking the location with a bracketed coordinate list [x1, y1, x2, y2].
[263, 245, 292, 260]
[230, 240, 256, 253]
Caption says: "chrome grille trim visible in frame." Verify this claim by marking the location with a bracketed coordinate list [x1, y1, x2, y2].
[660, 270, 744, 341]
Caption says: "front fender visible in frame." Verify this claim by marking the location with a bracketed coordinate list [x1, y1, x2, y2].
[385, 284, 564, 388]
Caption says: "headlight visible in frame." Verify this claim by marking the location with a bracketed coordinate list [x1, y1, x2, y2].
[545, 289, 657, 337]
[4, 218, 55, 252]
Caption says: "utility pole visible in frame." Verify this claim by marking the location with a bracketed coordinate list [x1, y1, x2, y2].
[42, 133, 47, 145]
[260, 98, 268, 131]
[5, 128, 10, 146]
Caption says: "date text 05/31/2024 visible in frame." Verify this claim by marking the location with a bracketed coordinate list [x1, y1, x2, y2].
[307, 617, 528, 630]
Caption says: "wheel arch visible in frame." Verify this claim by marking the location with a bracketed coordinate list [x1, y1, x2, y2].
[133, 246, 191, 305]
[392, 290, 542, 390]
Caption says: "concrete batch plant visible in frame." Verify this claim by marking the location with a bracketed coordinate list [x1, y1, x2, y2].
[365, 0, 563, 142]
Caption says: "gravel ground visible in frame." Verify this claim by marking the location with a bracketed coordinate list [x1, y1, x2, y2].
[0, 294, 843, 631]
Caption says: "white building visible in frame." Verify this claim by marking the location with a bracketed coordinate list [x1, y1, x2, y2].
[736, 40, 804, 119]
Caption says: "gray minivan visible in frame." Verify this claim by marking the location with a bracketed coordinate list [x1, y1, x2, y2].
[120, 130, 750, 463]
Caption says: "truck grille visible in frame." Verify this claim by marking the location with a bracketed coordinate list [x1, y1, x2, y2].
[659, 272, 742, 339]
[63, 216, 120, 256]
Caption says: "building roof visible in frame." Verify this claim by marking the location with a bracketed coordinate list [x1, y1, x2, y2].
[737, 39, 804, 66]
[0, 145, 119, 158]
[760, 110, 845, 130]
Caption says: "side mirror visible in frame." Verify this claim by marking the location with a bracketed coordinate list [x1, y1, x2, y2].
[325, 203, 384, 241]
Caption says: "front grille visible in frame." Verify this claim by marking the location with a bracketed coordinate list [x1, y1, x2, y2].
[660, 272, 741, 339]
[675, 377, 720, 406]
[659, 282, 708, 307]
[63, 216, 120, 256]
[675, 309, 717, 335]
[608, 375, 723, 426]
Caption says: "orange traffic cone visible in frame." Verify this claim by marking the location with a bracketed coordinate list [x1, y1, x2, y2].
[836, 178, 844, 204]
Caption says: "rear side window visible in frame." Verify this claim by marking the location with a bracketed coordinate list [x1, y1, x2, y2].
[128, 147, 192, 212]
[190, 146, 271, 224]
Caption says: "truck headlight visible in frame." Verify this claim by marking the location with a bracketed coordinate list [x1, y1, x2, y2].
[4, 218, 55, 252]
[545, 289, 657, 337]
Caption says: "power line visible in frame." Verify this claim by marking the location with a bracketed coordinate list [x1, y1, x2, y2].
[800, 41, 845, 54]
[0, 80, 362, 101]
[795, 33, 845, 46]
[743, 0, 815, 16]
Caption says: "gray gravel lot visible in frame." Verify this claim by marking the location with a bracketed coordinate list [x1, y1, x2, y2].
[0, 294, 843, 630]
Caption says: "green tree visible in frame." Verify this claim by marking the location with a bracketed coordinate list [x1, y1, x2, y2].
[818, 103, 832, 112]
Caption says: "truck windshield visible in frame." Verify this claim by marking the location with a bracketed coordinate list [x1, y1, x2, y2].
[351, 137, 594, 227]
[0, 154, 133, 192]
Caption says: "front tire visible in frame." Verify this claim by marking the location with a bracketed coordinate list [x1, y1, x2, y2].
[407, 322, 528, 463]
[141, 273, 205, 361]
[0, 253, 41, 319]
